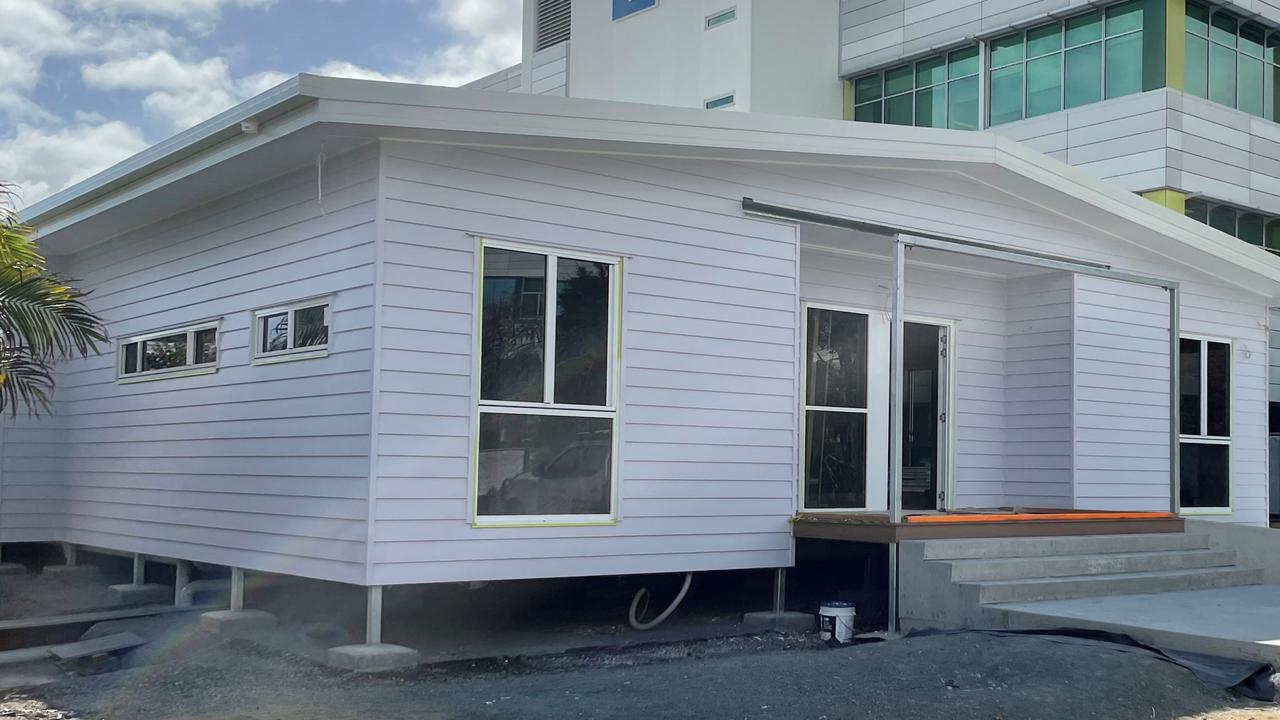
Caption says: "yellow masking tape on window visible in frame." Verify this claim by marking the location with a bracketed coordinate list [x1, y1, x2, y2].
[1142, 188, 1187, 215]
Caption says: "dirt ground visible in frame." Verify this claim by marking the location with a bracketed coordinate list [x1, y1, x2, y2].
[2, 629, 1279, 719]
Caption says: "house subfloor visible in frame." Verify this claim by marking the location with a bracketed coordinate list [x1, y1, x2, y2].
[792, 508, 1183, 543]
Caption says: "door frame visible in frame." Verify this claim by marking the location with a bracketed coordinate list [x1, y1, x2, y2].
[904, 315, 956, 512]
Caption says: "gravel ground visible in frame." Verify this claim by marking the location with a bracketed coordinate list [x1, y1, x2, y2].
[2, 630, 1278, 719]
[0, 570, 117, 623]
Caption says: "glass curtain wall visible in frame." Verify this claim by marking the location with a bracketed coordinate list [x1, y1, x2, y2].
[851, 47, 980, 129]
[1184, 2, 1280, 119]
[1185, 197, 1280, 254]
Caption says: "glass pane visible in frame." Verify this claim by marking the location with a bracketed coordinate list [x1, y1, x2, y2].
[1207, 341, 1230, 437]
[123, 342, 139, 374]
[1066, 10, 1103, 47]
[947, 76, 979, 129]
[1238, 213, 1265, 245]
[1105, 33, 1144, 98]
[853, 102, 883, 122]
[1269, 63, 1280, 121]
[1209, 205, 1237, 235]
[991, 33, 1025, 67]
[1186, 198, 1209, 224]
[854, 74, 882, 103]
[885, 65, 914, 95]
[805, 410, 867, 509]
[1239, 55, 1264, 116]
[193, 328, 217, 365]
[555, 258, 610, 406]
[806, 308, 868, 409]
[1027, 22, 1062, 57]
[1180, 442, 1229, 508]
[1210, 10, 1236, 47]
[1027, 54, 1063, 117]
[1185, 1, 1209, 36]
[916, 55, 946, 88]
[294, 305, 328, 349]
[142, 333, 187, 372]
[1106, 0, 1143, 36]
[1180, 338, 1201, 436]
[885, 93, 914, 125]
[1209, 42, 1237, 106]
[1268, 31, 1280, 64]
[1241, 22, 1265, 57]
[989, 65, 1025, 125]
[1185, 34, 1209, 98]
[476, 412, 612, 516]
[481, 247, 546, 403]
[1267, 219, 1280, 250]
[948, 46, 979, 78]
[261, 313, 288, 353]
[1065, 43, 1103, 107]
[915, 86, 946, 127]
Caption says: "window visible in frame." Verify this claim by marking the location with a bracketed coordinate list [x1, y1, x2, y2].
[1179, 337, 1231, 510]
[1184, 197, 1280, 255]
[803, 307, 870, 509]
[705, 93, 735, 109]
[613, 0, 656, 21]
[1185, 2, 1280, 119]
[476, 241, 618, 523]
[852, 46, 979, 129]
[989, 1, 1151, 127]
[253, 300, 330, 362]
[118, 322, 219, 381]
[706, 7, 735, 29]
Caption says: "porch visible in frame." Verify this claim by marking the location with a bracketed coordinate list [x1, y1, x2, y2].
[792, 508, 1184, 543]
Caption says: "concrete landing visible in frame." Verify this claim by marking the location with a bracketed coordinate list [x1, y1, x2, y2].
[991, 584, 1280, 665]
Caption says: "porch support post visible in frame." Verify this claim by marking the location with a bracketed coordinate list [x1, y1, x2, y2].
[888, 237, 906, 634]
[1168, 284, 1181, 514]
[229, 566, 244, 612]
[366, 585, 383, 645]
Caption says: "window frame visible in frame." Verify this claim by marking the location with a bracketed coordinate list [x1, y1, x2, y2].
[251, 297, 333, 364]
[1185, 1, 1280, 120]
[851, 46, 980, 129]
[472, 236, 622, 527]
[1178, 333, 1233, 514]
[116, 320, 221, 383]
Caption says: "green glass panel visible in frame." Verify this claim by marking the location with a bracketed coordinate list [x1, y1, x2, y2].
[854, 75, 882, 103]
[1239, 55, 1264, 116]
[991, 33, 1025, 67]
[1267, 31, 1280, 64]
[1267, 220, 1280, 251]
[1106, 0, 1144, 36]
[916, 56, 947, 88]
[915, 86, 946, 127]
[1185, 1, 1209, 36]
[1026, 54, 1063, 117]
[1105, 32, 1144, 98]
[1239, 214, 1265, 245]
[853, 102, 882, 123]
[1066, 11, 1103, 47]
[989, 65, 1025, 125]
[1210, 42, 1237, 106]
[885, 65, 914, 95]
[1065, 43, 1103, 107]
[1209, 205, 1237, 235]
[1185, 34, 1209, 98]
[885, 93, 914, 125]
[948, 46, 979, 78]
[1210, 11, 1235, 47]
[947, 76, 979, 130]
[1240, 22, 1265, 57]
[1269, 64, 1280, 121]
[1026, 23, 1062, 57]
[1185, 198, 1209, 224]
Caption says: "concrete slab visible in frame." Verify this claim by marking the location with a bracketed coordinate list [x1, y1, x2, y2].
[991, 584, 1280, 665]
[0, 563, 25, 576]
[200, 609, 276, 637]
[108, 583, 171, 607]
[742, 611, 815, 632]
[326, 643, 421, 672]
[41, 565, 100, 580]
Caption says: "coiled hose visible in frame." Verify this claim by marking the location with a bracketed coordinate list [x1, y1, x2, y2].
[628, 572, 693, 630]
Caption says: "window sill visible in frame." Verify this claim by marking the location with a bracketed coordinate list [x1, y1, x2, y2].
[1179, 508, 1233, 516]
[472, 515, 617, 528]
[117, 365, 218, 384]
[251, 348, 329, 365]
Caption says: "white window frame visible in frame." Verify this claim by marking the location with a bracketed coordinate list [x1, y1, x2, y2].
[252, 297, 332, 365]
[472, 237, 622, 527]
[705, 6, 736, 29]
[1179, 333, 1233, 515]
[704, 93, 736, 110]
[117, 320, 221, 383]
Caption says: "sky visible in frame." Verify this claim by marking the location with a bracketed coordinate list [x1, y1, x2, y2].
[0, 0, 523, 208]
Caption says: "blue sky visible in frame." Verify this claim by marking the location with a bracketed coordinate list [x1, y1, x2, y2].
[0, 0, 522, 206]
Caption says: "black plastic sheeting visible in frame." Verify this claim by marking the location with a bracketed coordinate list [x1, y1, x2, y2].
[905, 627, 1275, 702]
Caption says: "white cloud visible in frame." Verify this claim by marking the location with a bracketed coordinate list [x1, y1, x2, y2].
[0, 119, 147, 207]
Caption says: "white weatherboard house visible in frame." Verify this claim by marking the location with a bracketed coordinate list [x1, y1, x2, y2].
[4, 76, 1280, 652]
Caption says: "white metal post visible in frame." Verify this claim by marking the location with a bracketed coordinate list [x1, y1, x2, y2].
[132, 554, 146, 586]
[888, 238, 906, 635]
[366, 585, 384, 645]
[229, 567, 244, 612]
[1169, 286, 1181, 514]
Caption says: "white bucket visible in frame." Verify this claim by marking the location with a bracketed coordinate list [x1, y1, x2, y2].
[817, 601, 856, 643]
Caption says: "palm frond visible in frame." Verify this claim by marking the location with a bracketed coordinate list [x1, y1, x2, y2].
[0, 348, 53, 417]
[0, 270, 107, 360]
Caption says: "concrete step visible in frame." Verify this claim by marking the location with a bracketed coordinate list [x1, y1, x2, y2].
[969, 566, 1263, 604]
[922, 533, 1209, 561]
[945, 549, 1237, 582]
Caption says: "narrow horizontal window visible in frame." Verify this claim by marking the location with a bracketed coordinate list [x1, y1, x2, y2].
[253, 299, 331, 362]
[705, 93, 735, 109]
[118, 322, 220, 381]
[705, 7, 735, 29]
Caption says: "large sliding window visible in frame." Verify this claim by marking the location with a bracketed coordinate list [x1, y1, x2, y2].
[1179, 336, 1232, 511]
[851, 47, 980, 129]
[1185, 197, 1280, 254]
[1185, 2, 1280, 119]
[989, 0, 1151, 126]
[475, 241, 619, 524]
[803, 306, 871, 510]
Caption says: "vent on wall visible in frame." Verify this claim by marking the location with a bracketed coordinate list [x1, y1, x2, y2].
[536, 0, 571, 50]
